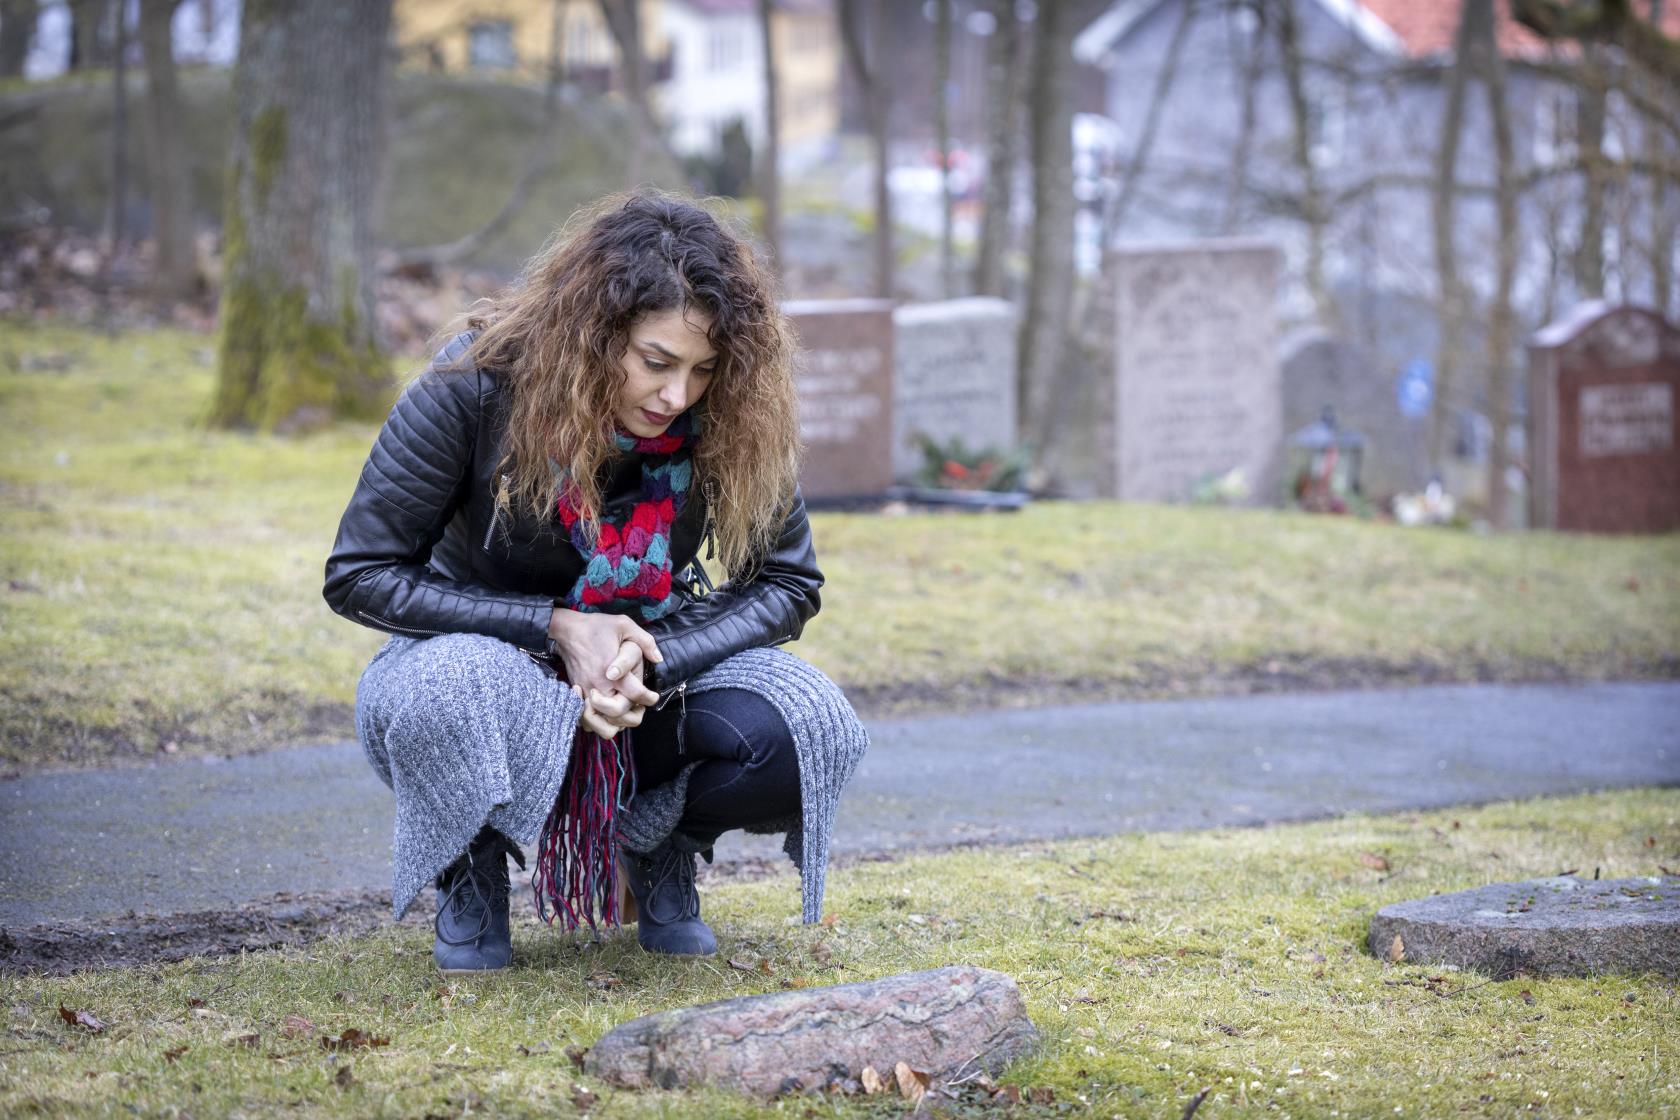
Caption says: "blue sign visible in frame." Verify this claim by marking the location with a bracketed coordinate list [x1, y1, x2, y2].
[1397, 358, 1433, 419]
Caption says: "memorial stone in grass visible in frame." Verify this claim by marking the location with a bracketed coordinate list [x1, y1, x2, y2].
[1108, 240, 1282, 502]
[891, 298, 1017, 482]
[1370, 875, 1680, 978]
[785, 299, 896, 500]
[1528, 302, 1680, 533]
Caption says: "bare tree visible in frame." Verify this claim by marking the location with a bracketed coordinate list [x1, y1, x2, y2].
[598, 0, 676, 187]
[839, 0, 893, 299]
[211, 0, 393, 431]
[0, 0, 39, 78]
[1220, 1, 1266, 235]
[1018, 0, 1076, 463]
[1469, 0, 1519, 528]
[935, 0, 955, 297]
[139, 0, 195, 304]
[1428, 0, 1481, 475]
[1574, 45, 1609, 297]
[67, 0, 113, 70]
[1275, 0, 1335, 325]
[102, 0, 128, 254]
[757, 0, 782, 278]
[1512, 0, 1680, 96]
[974, 0, 1026, 297]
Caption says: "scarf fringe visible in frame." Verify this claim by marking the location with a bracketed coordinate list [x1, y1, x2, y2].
[532, 728, 637, 931]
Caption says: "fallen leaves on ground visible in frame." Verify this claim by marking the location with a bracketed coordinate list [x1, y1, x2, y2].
[57, 1005, 105, 1033]
[279, 1015, 317, 1039]
[569, 1083, 597, 1112]
[320, 1028, 389, 1052]
[222, 1029, 260, 1048]
[161, 1045, 187, 1063]
[1359, 851, 1391, 872]
[894, 1060, 930, 1102]
[515, 1041, 551, 1057]
[860, 1065, 886, 1094]
[727, 956, 772, 975]
[585, 972, 620, 991]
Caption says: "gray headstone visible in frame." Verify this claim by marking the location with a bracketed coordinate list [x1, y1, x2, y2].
[584, 965, 1038, 1097]
[785, 299, 896, 500]
[1369, 876, 1680, 978]
[1109, 239, 1283, 502]
[891, 298, 1018, 483]
[1280, 330, 1428, 498]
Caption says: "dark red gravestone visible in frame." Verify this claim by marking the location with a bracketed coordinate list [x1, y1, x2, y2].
[1528, 303, 1680, 534]
[784, 299, 895, 501]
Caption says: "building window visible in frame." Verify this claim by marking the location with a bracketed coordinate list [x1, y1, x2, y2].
[708, 27, 743, 71]
[468, 20, 517, 69]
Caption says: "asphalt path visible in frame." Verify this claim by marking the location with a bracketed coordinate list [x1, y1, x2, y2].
[3, 681, 1676, 929]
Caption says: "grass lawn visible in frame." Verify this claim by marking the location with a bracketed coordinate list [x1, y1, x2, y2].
[2, 319, 1678, 773]
[3, 790, 1677, 1118]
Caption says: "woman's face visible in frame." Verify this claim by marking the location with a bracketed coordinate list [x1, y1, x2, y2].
[615, 306, 717, 438]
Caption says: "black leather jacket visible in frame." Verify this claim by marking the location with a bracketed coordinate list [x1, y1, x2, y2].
[321, 332, 823, 691]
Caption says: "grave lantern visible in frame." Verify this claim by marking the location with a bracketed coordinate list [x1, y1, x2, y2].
[1289, 406, 1365, 513]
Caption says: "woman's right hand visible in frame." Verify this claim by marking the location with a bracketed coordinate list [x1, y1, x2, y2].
[548, 609, 661, 733]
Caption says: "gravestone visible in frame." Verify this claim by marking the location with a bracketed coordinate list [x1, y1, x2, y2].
[584, 965, 1039, 1097]
[1108, 239, 1283, 502]
[1369, 875, 1680, 978]
[1528, 302, 1680, 533]
[785, 299, 896, 501]
[1280, 330, 1426, 498]
[891, 298, 1017, 482]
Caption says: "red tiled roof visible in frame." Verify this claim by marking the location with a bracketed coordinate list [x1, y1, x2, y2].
[1358, 0, 1680, 60]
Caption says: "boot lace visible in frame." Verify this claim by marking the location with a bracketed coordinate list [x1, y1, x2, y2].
[643, 844, 700, 923]
[435, 832, 524, 947]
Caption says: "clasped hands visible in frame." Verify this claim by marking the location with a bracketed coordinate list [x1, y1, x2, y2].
[546, 607, 663, 740]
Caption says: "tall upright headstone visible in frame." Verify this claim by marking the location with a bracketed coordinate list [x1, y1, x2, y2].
[1108, 240, 1282, 502]
[784, 299, 896, 501]
[1528, 302, 1680, 533]
[891, 298, 1018, 482]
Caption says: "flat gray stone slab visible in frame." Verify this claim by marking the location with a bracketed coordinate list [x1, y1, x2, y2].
[584, 965, 1037, 1097]
[1370, 876, 1680, 978]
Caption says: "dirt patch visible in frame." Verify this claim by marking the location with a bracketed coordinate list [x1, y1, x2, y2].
[0, 854, 827, 977]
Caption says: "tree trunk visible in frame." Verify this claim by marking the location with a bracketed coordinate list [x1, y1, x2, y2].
[839, 0, 893, 299]
[1472, 0, 1518, 529]
[599, 0, 677, 188]
[757, 0, 782, 278]
[973, 0, 1024, 297]
[211, 0, 392, 432]
[1428, 0, 1479, 475]
[67, 0, 113, 70]
[1276, 0, 1334, 326]
[139, 0, 195, 305]
[1018, 0, 1076, 467]
[102, 0, 128, 253]
[1575, 46, 1608, 297]
[0, 0, 39, 78]
[935, 0, 954, 297]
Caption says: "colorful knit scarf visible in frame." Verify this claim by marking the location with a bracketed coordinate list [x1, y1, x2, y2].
[532, 413, 698, 932]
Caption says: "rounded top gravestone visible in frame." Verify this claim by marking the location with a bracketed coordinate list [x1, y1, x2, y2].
[1369, 875, 1680, 979]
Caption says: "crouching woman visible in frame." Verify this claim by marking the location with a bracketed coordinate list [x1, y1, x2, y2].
[322, 191, 867, 973]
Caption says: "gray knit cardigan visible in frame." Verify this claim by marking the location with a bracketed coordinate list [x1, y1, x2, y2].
[355, 634, 867, 924]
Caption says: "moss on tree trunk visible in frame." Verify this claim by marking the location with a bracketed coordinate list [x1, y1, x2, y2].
[211, 0, 393, 432]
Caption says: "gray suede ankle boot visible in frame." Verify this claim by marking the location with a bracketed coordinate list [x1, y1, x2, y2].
[434, 827, 524, 975]
[618, 840, 717, 957]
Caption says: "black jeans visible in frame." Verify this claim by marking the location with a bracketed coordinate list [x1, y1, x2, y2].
[628, 687, 802, 851]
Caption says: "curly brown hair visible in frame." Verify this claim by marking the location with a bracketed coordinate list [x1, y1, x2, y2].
[447, 191, 801, 579]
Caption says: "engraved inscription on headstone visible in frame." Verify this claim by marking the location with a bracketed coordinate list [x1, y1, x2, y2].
[1579, 384, 1674, 458]
[1528, 302, 1680, 533]
[784, 299, 895, 500]
[1109, 240, 1282, 503]
[891, 299, 1017, 481]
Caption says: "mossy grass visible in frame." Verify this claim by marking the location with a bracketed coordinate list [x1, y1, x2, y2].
[3, 790, 1676, 1117]
[2, 318, 1678, 772]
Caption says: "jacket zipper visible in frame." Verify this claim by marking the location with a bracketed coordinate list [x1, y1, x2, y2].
[652, 680, 689, 754]
[356, 609, 444, 638]
[481, 474, 510, 551]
